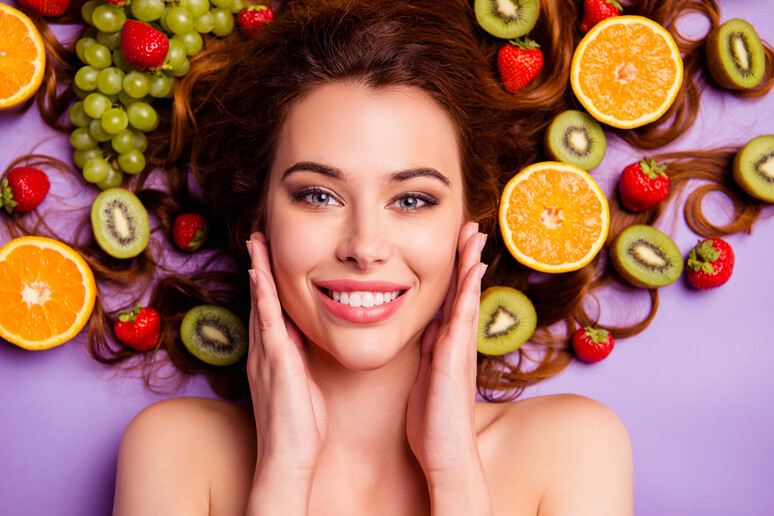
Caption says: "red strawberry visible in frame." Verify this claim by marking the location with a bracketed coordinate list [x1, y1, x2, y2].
[580, 0, 622, 33]
[19, 0, 71, 18]
[686, 238, 735, 290]
[618, 158, 670, 212]
[114, 303, 161, 351]
[237, 5, 275, 39]
[121, 20, 169, 72]
[172, 213, 209, 252]
[1, 167, 50, 214]
[497, 38, 544, 93]
[572, 326, 615, 363]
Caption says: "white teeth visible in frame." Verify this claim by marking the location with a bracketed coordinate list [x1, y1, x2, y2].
[349, 293, 362, 307]
[333, 291, 340, 302]
[374, 293, 384, 305]
[362, 292, 374, 307]
[341, 292, 349, 304]
[326, 289, 403, 307]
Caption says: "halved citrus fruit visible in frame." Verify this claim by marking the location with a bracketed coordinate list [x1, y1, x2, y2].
[571, 15, 683, 129]
[0, 236, 97, 350]
[499, 161, 609, 273]
[0, 3, 46, 110]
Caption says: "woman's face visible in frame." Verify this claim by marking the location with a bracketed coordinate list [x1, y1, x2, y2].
[265, 81, 465, 371]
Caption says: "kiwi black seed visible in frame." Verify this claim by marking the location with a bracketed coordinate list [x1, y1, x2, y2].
[90, 188, 150, 259]
[611, 225, 683, 288]
[544, 110, 607, 171]
[733, 134, 774, 203]
[180, 305, 247, 366]
[474, 0, 539, 40]
[477, 286, 537, 356]
[706, 19, 766, 90]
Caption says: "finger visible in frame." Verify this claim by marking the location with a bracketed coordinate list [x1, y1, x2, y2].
[442, 262, 485, 373]
[440, 259, 458, 326]
[442, 224, 484, 325]
[420, 318, 442, 356]
[456, 228, 485, 296]
[252, 268, 292, 358]
[248, 233, 278, 297]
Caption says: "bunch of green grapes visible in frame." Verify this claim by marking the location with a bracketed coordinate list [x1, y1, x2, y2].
[69, 0, 247, 189]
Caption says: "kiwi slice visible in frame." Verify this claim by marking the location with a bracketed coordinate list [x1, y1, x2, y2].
[706, 19, 766, 90]
[611, 225, 683, 288]
[477, 286, 537, 356]
[474, 0, 539, 40]
[543, 110, 607, 171]
[91, 188, 150, 259]
[181, 305, 248, 366]
[733, 134, 774, 203]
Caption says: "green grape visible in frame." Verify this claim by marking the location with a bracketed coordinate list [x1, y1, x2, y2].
[210, 8, 234, 37]
[148, 73, 172, 98]
[83, 158, 111, 183]
[73, 148, 103, 169]
[127, 102, 158, 132]
[84, 43, 112, 70]
[180, 0, 209, 19]
[89, 118, 115, 142]
[193, 11, 215, 33]
[70, 127, 98, 150]
[130, 0, 166, 22]
[97, 167, 124, 190]
[72, 84, 89, 100]
[96, 30, 122, 51]
[122, 71, 151, 99]
[228, 0, 246, 14]
[210, 0, 232, 9]
[96, 67, 125, 95]
[111, 129, 136, 154]
[132, 130, 148, 152]
[166, 6, 195, 34]
[164, 39, 187, 70]
[81, 0, 101, 26]
[101, 107, 129, 134]
[107, 93, 119, 104]
[93, 4, 127, 33]
[118, 149, 146, 174]
[165, 59, 190, 78]
[159, 5, 173, 32]
[164, 80, 176, 98]
[75, 37, 97, 64]
[74, 65, 99, 92]
[173, 31, 203, 56]
[83, 92, 111, 119]
[112, 49, 132, 73]
[68, 101, 92, 128]
[118, 90, 146, 107]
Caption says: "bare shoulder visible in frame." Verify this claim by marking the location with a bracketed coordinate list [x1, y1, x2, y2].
[477, 394, 633, 516]
[114, 397, 256, 516]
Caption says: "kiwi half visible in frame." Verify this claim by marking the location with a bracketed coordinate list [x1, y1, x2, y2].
[91, 188, 150, 259]
[181, 305, 247, 366]
[474, 0, 539, 40]
[733, 134, 774, 203]
[611, 225, 683, 288]
[543, 110, 607, 171]
[477, 286, 537, 356]
[706, 19, 766, 90]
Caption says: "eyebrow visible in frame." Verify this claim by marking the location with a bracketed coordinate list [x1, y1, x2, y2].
[281, 161, 451, 187]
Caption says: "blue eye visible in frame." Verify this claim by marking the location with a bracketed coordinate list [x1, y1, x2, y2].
[291, 187, 341, 207]
[391, 193, 438, 211]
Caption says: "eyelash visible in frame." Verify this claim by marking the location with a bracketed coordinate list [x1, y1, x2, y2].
[290, 187, 439, 212]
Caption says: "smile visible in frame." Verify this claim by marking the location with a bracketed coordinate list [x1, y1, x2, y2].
[322, 289, 406, 307]
[314, 280, 411, 324]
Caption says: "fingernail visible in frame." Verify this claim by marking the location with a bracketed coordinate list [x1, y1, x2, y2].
[248, 269, 257, 286]
[246, 240, 253, 259]
[473, 222, 480, 233]
[479, 263, 488, 280]
[479, 233, 487, 253]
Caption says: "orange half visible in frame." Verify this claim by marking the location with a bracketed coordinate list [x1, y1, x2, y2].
[0, 236, 97, 350]
[499, 162, 610, 273]
[571, 15, 683, 129]
[0, 3, 46, 110]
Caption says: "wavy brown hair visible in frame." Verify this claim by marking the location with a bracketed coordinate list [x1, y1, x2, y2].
[5, 0, 773, 401]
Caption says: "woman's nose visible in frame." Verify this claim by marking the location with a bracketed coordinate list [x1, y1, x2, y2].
[335, 208, 391, 269]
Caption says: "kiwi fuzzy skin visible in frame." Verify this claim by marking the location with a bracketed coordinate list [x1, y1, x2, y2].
[706, 19, 764, 90]
[732, 135, 774, 203]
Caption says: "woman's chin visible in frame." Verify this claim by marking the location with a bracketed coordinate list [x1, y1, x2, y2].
[308, 333, 420, 373]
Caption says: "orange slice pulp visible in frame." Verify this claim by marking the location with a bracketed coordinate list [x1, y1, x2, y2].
[0, 236, 97, 350]
[499, 162, 610, 273]
[571, 15, 683, 129]
[0, 3, 46, 110]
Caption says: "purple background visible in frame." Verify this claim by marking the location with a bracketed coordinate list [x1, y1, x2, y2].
[1, 1, 772, 514]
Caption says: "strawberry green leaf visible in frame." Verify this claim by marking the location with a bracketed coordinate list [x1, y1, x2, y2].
[583, 326, 610, 344]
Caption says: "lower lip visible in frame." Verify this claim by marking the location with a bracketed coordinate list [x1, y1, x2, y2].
[316, 288, 408, 324]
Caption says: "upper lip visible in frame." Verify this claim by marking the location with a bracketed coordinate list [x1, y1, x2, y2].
[314, 279, 411, 292]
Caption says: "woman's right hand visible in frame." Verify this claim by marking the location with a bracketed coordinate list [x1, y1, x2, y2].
[246, 232, 327, 513]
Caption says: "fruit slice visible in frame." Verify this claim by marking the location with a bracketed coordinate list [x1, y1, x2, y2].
[181, 305, 248, 366]
[91, 188, 150, 259]
[610, 224, 683, 288]
[706, 19, 766, 90]
[543, 110, 607, 171]
[0, 236, 97, 350]
[499, 161, 610, 273]
[570, 15, 683, 129]
[477, 286, 536, 356]
[732, 134, 774, 203]
[0, 3, 46, 110]
[474, 0, 539, 40]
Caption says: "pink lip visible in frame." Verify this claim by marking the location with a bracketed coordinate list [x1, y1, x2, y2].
[314, 281, 411, 324]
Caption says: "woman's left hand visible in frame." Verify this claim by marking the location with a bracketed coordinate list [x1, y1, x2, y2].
[406, 221, 492, 515]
